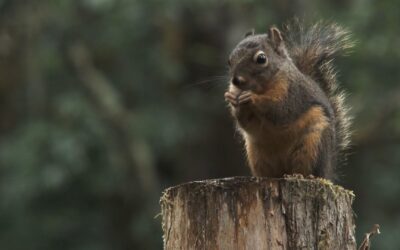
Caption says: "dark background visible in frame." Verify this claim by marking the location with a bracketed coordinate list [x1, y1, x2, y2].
[0, 0, 399, 249]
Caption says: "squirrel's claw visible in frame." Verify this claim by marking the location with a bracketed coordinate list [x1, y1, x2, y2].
[225, 91, 238, 106]
[225, 91, 252, 106]
[237, 91, 252, 104]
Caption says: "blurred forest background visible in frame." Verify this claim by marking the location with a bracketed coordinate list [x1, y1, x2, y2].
[0, 0, 399, 249]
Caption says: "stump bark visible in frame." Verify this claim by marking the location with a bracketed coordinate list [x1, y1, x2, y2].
[160, 177, 356, 250]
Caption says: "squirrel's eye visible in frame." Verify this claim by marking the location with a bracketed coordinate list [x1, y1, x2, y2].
[253, 51, 268, 66]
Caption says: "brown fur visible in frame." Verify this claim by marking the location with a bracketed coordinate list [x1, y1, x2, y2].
[229, 66, 332, 178]
[252, 71, 288, 102]
[242, 105, 328, 177]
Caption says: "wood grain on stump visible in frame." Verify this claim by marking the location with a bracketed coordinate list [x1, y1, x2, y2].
[160, 177, 356, 250]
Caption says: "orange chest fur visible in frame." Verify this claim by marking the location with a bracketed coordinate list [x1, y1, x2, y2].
[242, 106, 328, 155]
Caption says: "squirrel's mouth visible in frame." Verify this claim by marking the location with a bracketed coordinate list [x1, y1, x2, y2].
[231, 80, 266, 94]
[230, 82, 252, 92]
[229, 77, 253, 92]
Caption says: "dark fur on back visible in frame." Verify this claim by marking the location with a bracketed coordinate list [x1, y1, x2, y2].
[282, 20, 353, 167]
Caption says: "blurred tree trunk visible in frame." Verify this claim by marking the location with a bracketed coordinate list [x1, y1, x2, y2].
[161, 177, 356, 250]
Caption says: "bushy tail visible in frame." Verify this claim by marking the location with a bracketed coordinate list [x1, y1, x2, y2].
[282, 20, 353, 165]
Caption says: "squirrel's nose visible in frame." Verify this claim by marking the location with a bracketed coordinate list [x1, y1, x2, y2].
[232, 75, 246, 87]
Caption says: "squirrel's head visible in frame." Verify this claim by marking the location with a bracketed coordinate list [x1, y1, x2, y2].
[228, 27, 289, 93]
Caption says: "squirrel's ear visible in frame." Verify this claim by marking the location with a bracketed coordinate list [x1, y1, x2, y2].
[268, 27, 283, 45]
[268, 27, 288, 57]
[244, 29, 255, 38]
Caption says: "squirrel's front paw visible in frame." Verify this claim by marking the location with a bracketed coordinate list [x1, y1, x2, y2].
[224, 91, 252, 107]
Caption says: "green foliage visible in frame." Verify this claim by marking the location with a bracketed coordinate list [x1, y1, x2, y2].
[0, 0, 399, 249]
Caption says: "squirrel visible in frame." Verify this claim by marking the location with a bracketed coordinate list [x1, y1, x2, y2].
[224, 21, 353, 180]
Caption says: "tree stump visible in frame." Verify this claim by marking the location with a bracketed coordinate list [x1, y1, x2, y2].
[160, 176, 356, 250]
